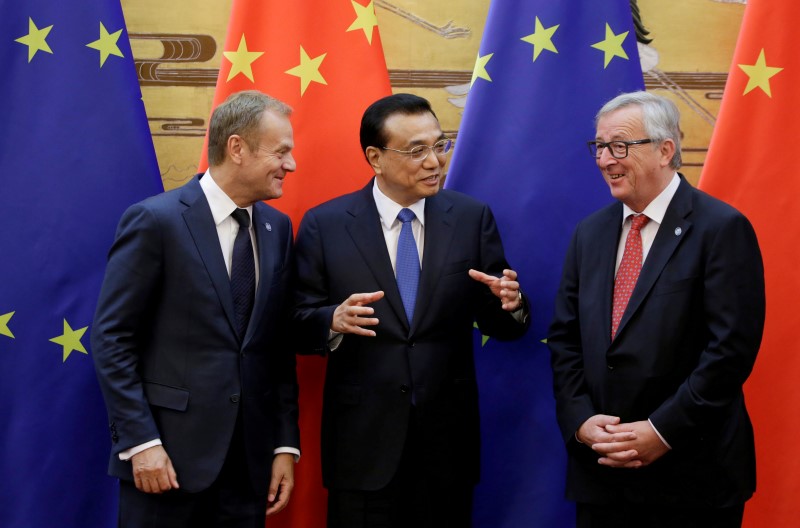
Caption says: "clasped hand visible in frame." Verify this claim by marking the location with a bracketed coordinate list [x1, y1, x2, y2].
[578, 414, 669, 469]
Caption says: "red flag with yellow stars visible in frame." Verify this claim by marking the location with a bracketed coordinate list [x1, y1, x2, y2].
[699, 1, 800, 525]
[200, 1, 391, 526]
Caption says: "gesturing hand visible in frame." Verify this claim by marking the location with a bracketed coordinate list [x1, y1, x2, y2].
[468, 268, 522, 311]
[331, 291, 384, 336]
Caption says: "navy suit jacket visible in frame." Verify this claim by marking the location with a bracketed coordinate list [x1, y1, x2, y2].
[91, 175, 299, 494]
[548, 176, 765, 507]
[293, 180, 530, 491]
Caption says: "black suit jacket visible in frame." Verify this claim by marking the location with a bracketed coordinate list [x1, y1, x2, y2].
[548, 176, 765, 507]
[293, 180, 529, 491]
[91, 175, 300, 494]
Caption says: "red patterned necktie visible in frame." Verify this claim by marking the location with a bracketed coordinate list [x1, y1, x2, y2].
[611, 214, 650, 340]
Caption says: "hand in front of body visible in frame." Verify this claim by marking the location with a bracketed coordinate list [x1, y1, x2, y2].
[331, 291, 384, 336]
[131, 445, 179, 494]
[593, 420, 670, 469]
[468, 268, 522, 311]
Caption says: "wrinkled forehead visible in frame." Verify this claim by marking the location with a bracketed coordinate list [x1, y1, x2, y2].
[382, 111, 442, 145]
[596, 106, 644, 139]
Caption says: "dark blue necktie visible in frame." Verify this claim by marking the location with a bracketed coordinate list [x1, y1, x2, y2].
[230, 208, 255, 340]
[396, 208, 420, 323]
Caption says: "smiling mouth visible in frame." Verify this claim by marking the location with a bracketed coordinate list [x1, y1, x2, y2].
[608, 174, 624, 180]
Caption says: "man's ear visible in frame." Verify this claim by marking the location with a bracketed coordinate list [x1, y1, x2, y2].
[365, 146, 382, 174]
[659, 138, 676, 168]
[227, 134, 245, 165]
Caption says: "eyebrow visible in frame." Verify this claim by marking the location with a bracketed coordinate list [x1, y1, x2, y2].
[405, 134, 447, 147]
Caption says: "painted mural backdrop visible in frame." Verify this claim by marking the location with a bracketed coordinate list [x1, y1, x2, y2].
[123, 0, 745, 188]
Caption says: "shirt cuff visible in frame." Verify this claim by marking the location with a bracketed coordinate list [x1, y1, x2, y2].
[648, 419, 672, 450]
[328, 330, 344, 351]
[119, 439, 162, 461]
[274, 446, 301, 462]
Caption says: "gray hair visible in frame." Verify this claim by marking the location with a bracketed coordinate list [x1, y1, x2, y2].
[596, 91, 682, 169]
[207, 90, 292, 166]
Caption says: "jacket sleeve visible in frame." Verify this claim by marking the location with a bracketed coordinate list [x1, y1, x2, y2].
[292, 209, 338, 355]
[90, 203, 163, 455]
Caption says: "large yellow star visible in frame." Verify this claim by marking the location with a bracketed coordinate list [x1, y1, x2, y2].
[738, 49, 784, 97]
[521, 17, 559, 62]
[470, 53, 493, 87]
[0, 312, 15, 339]
[347, 0, 379, 45]
[49, 319, 88, 363]
[223, 34, 264, 82]
[285, 46, 327, 96]
[591, 23, 629, 68]
[86, 22, 124, 67]
[15, 17, 54, 63]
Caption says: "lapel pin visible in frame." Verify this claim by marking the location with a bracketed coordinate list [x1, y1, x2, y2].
[674, 227, 682, 236]
[264, 222, 272, 232]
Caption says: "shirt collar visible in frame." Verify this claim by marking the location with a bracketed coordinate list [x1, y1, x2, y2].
[200, 169, 252, 225]
[622, 172, 680, 226]
[372, 178, 426, 229]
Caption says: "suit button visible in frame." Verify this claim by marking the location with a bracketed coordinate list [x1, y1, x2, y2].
[230, 394, 240, 403]
[399, 385, 410, 393]
[409, 342, 415, 348]
[607, 364, 615, 371]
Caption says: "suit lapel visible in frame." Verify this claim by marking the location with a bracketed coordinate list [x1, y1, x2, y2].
[247, 204, 277, 344]
[596, 204, 624, 347]
[345, 183, 409, 326]
[414, 193, 455, 332]
[180, 177, 238, 336]
[615, 177, 693, 338]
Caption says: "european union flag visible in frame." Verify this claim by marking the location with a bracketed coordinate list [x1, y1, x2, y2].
[0, 1, 162, 526]
[446, 1, 644, 526]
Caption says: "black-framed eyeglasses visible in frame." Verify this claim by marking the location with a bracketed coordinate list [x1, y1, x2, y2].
[382, 138, 453, 162]
[587, 139, 653, 159]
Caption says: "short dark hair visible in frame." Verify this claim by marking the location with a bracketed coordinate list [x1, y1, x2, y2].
[207, 90, 292, 166]
[359, 93, 438, 156]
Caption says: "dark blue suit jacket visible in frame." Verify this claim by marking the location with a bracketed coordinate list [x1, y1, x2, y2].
[549, 176, 765, 507]
[293, 180, 529, 491]
[91, 175, 299, 494]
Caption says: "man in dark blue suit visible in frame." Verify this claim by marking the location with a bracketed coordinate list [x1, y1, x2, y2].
[92, 91, 300, 527]
[548, 91, 765, 528]
[293, 93, 530, 527]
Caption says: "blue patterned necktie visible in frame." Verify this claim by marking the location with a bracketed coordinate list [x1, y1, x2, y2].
[396, 208, 420, 323]
[230, 208, 255, 340]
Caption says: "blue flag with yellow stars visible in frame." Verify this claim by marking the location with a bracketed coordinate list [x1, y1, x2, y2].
[446, 1, 644, 526]
[0, 1, 162, 526]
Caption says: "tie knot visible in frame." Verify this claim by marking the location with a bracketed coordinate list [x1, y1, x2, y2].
[397, 208, 416, 224]
[231, 208, 250, 229]
[630, 214, 649, 232]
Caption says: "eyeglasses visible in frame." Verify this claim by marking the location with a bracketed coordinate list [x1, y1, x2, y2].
[587, 139, 653, 159]
[381, 138, 453, 162]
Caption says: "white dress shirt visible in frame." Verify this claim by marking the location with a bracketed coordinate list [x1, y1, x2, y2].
[614, 171, 681, 449]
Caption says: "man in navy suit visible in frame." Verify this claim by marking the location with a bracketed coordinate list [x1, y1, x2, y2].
[548, 91, 765, 527]
[92, 91, 300, 527]
[293, 93, 530, 527]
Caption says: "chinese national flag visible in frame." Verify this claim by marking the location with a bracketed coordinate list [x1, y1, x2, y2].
[200, 1, 391, 526]
[699, 1, 800, 526]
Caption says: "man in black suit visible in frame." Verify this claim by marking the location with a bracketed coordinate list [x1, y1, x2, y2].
[293, 93, 530, 527]
[91, 91, 300, 527]
[548, 91, 765, 527]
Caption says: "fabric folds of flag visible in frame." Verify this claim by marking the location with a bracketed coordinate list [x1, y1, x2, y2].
[200, 1, 391, 526]
[0, 1, 163, 527]
[446, 1, 644, 526]
[699, 1, 800, 525]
